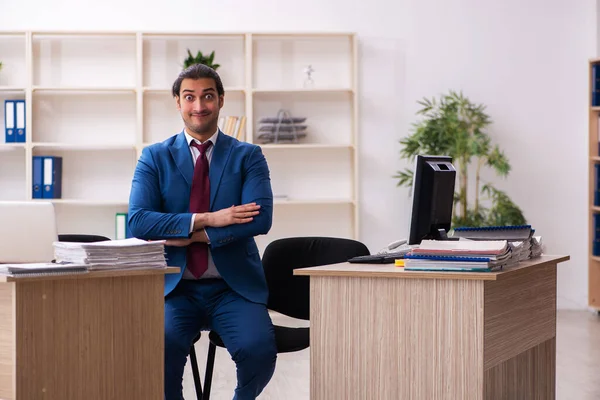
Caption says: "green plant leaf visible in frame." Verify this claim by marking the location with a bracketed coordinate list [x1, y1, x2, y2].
[396, 90, 525, 227]
[393, 168, 414, 188]
[182, 49, 220, 70]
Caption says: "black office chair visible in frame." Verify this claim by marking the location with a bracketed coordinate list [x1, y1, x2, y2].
[189, 236, 370, 400]
[58, 234, 111, 243]
[52, 234, 111, 263]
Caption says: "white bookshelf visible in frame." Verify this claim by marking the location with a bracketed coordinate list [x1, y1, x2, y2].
[0, 31, 359, 251]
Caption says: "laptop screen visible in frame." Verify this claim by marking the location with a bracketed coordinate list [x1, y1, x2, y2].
[0, 201, 58, 263]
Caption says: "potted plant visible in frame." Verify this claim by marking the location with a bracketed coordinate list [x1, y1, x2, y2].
[183, 49, 220, 70]
[394, 90, 526, 228]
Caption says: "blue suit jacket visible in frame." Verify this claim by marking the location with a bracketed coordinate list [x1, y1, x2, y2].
[128, 130, 273, 305]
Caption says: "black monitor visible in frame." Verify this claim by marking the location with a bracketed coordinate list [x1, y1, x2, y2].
[408, 155, 457, 245]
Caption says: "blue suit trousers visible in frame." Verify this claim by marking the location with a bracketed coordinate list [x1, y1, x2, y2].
[164, 279, 277, 400]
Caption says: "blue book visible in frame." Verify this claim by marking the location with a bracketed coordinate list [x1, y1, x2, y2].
[596, 165, 600, 206]
[4, 100, 15, 143]
[14, 100, 25, 143]
[594, 214, 600, 256]
[32, 156, 44, 199]
[452, 225, 533, 241]
[42, 156, 63, 199]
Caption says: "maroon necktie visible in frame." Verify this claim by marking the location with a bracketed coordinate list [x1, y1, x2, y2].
[187, 140, 213, 278]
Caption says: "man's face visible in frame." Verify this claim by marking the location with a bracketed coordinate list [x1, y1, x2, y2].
[176, 77, 223, 136]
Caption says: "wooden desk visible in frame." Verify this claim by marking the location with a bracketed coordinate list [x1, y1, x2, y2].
[0, 266, 179, 400]
[294, 255, 569, 400]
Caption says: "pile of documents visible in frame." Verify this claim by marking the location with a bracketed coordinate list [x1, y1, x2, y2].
[53, 238, 167, 270]
[451, 224, 543, 260]
[507, 239, 531, 261]
[0, 262, 88, 276]
[530, 236, 543, 258]
[404, 239, 516, 272]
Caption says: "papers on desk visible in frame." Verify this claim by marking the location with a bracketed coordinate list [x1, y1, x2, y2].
[53, 238, 167, 270]
[531, 236, 543, 258]
[0, 262, 88, 276]
[450, 224, 544, 260]
[404, 239, 517, 272]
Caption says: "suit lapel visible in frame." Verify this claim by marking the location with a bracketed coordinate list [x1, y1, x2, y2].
[169, 131, 194, 186]
[209, 131, 233, 208]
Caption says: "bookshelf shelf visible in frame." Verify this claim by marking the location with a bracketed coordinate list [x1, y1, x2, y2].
[36, 199, 129, 206]
[0, 30, 359, 248]
[142, 86, 245, 94]
[0, 143, 25, 149]
[32, 143, 136, 151]
[252, 88, 354, 94]
[0, 87, 25, 92]
[32, 86, 137, 93]
[274, 198, 355, 205]
[259, 143, 353, 150]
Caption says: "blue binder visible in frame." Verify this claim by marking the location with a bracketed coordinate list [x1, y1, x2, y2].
[42, 156, 63, 199]
[32, 156, 44, 199]
[14, 100, 25, 143]
[4, 100, 15, 143]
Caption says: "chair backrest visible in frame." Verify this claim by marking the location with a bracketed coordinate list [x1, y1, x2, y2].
[0, 201, 58, 263]
[58, 234, 111, 243]
[262, 236, 370, 321]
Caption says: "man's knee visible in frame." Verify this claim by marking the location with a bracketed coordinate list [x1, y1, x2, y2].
[231, 332, 278, 368]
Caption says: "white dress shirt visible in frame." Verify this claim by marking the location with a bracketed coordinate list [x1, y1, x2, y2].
[183, 128, 221, 280]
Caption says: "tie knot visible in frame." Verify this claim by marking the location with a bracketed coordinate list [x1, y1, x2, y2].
[191, 140, 213, 155]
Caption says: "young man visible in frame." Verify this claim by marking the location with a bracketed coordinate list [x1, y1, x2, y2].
[128, 63, 277, 400]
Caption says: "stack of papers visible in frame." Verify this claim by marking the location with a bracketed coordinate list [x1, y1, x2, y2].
[53, 238, 167, 270]
[508, 240, 532, 261]
[0, 262, 88, 276]
[404, 239, 516, 272]
[530, 236, 543, 258]
[506, 236, 543, 260]
[449, 225, 545, 261]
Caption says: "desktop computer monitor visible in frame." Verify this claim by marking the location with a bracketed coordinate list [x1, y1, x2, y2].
[408, 155, 456, 245]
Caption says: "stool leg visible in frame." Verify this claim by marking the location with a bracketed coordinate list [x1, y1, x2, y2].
[189, 345, 203, 400]
[202, 342, 217, 400]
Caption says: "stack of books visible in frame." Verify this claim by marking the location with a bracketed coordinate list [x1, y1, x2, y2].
[451, 225, 543, 260]
[53, 238, 167, 270]
[403, 239, 516, 272]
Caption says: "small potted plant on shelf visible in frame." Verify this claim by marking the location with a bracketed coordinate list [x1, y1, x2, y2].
[183, 49, 220, 70]
[394, 90, 526, 228]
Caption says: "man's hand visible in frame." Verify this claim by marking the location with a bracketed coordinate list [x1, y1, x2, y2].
[165, 229, 209, 247]
[206, 203, 261, 228]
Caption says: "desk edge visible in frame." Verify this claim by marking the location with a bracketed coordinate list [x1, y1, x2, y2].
[293, 255, 570, 280]
[0, 266, 181, 283]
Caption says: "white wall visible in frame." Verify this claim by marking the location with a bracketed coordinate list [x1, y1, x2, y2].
[1, 0, 596, 309]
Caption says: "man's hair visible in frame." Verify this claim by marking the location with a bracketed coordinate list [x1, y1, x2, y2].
[171, 63, 224, 98]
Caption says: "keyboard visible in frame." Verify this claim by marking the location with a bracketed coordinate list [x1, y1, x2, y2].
[348, 248, 412, 264]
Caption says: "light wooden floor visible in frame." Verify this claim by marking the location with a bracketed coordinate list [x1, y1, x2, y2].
[183, 310, 600, 400]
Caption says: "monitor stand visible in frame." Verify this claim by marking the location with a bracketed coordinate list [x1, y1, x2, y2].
[433, 228, 459, 241]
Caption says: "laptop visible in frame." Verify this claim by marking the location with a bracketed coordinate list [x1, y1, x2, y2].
[0, 201, 58, 263]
